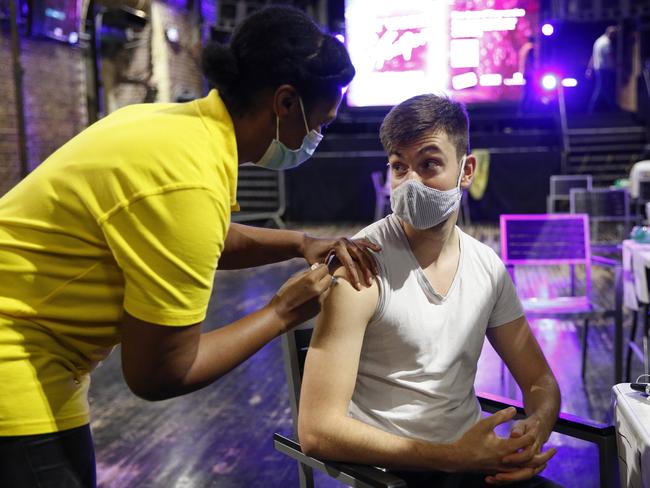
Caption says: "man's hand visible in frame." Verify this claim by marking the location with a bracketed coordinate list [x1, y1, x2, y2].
[300, 234, 381, 290]
[506, 416, 547, 460]
[451, 407, 537, 475]
[483, 415, 556, 485]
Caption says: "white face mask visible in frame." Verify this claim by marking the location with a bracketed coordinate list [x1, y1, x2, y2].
[255, 97, 323, 171]
[390, 155, 467, 230]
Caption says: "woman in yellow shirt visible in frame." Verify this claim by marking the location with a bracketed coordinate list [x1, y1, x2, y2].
[0, 6, 378, 487]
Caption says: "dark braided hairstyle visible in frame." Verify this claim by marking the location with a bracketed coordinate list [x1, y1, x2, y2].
[201, 6, 355, 115]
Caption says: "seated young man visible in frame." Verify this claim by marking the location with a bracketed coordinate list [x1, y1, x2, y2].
[298, 94, 562, 487]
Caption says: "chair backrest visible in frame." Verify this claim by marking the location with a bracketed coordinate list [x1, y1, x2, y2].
[371, 170, 391, 193]
[371, 170, 392, 221]
[231, 165, 286, 227]
[281, 324, 315, 434]
[371, 171, 384, 194]
[569, 187, 630, 221]
[500, 214, 591, 265]
[500, 214, 592, 298]
[549, 174, 593, 198]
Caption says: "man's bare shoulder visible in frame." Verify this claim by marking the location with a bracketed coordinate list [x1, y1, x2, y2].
[316, 265, 380, 330]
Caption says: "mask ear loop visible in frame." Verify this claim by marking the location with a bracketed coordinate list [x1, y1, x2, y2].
[456, 155, 467, 188]
[275, 114, 280, 141]
[636, 373, 650, 383]
[298, 97, 310, 135]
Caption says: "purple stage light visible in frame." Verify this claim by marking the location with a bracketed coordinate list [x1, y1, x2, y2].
[561, 77, 578, 88]
[541, 74, 557, 90]
[541, 23, 554, 36]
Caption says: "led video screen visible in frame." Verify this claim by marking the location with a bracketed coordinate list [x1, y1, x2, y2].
[344, 0, 539, 106]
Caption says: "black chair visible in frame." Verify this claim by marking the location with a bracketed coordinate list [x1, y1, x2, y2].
[273, 324, 620, 488]
[569, 187, 632, 248]
[546, 174, 593, 214]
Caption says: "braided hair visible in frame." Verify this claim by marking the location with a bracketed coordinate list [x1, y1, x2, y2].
[201, 6, 355, 115]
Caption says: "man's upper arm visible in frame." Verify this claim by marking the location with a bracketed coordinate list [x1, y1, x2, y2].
[487, 254, 524, 329]
[486, 316, 552, 390]
[299, 273, 379, 421]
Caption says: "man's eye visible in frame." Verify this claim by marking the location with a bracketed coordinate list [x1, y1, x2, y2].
[423, 160, 440, 169]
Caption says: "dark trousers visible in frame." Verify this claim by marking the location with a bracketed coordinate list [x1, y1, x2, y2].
[588, 68, 617, 113]
[0, 424, 96, 488]
[389, 470, 563, 488]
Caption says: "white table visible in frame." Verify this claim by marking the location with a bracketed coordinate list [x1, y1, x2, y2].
[613, 383, 650, 487]
[623, 240, 650, 310]
[623, 240, 650, 377]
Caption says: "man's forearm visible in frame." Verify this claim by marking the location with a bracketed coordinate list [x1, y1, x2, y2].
[219, 223, 304, 269]
[522, 373, 561, 440]
[299, 414, 458, 472]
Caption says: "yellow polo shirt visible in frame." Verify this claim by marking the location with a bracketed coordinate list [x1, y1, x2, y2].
[0, 90, 239, 435]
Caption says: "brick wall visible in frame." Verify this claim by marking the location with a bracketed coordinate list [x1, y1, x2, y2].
[0, 2, 204, 198]
[22, 39, 88, 172]
[107, 1, 203, 109]
[160, 2, 204, 101]
[0, 33, 21, 195]
[0, 34, 87, 196]
[103, 21, 155, 112]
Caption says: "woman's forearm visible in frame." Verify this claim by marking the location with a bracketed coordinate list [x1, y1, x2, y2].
[121, 304, 285, 400]
[219, 223, 305, 269]
[187, 305, 284, 387]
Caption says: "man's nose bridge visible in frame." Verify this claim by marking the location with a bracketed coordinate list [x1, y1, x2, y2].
[405, 169, 421, 182]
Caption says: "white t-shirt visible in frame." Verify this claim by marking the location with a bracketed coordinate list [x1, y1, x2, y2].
[593, 34, 614, 70]
[348, 214, 524, 444]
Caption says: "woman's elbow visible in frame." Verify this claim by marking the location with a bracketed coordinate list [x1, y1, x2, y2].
[122, 369, 182, 401]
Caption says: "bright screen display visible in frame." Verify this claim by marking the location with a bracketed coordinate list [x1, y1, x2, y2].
[344, 0, 539, 106]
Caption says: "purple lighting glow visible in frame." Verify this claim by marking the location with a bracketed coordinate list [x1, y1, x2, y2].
[541, 23, 554, 36]
[561, 77, 578, 88]
[541, 74, 558, 90]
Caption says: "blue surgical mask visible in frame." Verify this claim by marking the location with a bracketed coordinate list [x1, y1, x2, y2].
[391, 155, 467, 229]
[255, 97, 323, 171]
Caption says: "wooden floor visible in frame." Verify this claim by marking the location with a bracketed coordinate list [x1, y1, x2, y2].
[89, 223, 645, 488]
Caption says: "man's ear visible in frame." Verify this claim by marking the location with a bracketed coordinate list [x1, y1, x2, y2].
[272, 84, 299, 117]
[461, 154, 477, 188]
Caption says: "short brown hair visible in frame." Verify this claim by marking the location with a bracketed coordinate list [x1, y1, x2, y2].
[379, 94, 469, 161]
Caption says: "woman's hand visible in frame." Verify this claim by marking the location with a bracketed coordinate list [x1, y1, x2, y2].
[268, 264, 334, 333]
[300, 234, 381, 290]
